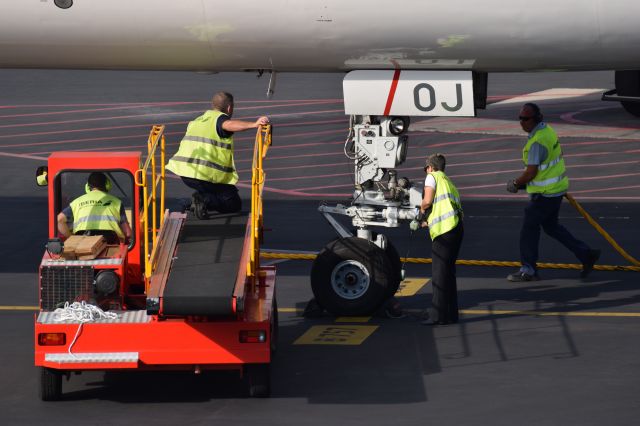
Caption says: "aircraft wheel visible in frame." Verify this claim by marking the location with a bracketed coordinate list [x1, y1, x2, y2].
[244, 364, 270, 398]
[39, 367, 62, 401]
[383, 240, 403, 297]
[311, 237, 392, 316]
[615, 70, 640, 118]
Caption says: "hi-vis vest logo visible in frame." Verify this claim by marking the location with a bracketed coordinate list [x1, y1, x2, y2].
[77, 199, 112, 207]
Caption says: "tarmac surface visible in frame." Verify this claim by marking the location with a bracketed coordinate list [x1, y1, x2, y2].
[0, 69, 639, 425]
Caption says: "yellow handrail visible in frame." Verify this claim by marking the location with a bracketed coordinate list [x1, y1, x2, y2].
[248, 125, 272, 285]
[134, 125, 166, 283]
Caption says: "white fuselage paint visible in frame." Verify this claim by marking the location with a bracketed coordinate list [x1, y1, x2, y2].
[1, 0, 639, 72]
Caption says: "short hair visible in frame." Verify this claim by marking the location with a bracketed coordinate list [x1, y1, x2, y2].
[212, 92, 234, 112]
[426, 153, 446, 172]
[522, 102, 543, 123]
[87, 172, 107, 191]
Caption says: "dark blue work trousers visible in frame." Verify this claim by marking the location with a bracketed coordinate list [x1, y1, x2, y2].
[520, 194, 591, 273]
[431, 221, 464, 324]
[180, 176, 241, 214]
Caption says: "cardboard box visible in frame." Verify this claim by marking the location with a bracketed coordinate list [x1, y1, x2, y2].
[63, 235, 107, 260]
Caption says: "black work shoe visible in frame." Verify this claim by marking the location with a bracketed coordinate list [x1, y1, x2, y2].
[192, 192, 208, 220]
[580, 249, 601, 279]
[421, 318, 448, 326]
[507, 270, 540, 282]
[384, 304, 406, 319]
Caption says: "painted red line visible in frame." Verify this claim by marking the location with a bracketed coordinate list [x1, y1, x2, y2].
[0, 151, 48, 161]
[0, 121, 190, 142]
[426, 135, 515, 148]
[571, 172, 640, 181]
[568, 184, 640, 194]
[0, 117, 347, 141]
[383, 69, 402, 116]
[0, 101, 343, 130]
[1, 110, 344, 149]
[236, 150, 341, 164]
[0, 98, 342, 109]
[2, 100, 337, 119]
[0, 104, 182, 119]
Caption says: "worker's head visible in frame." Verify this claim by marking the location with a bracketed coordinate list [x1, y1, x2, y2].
[212, 92, 234, 116]
[424, 153, 446, 173]
[519, 103, 543, 133]
[87, 172, 109, 192]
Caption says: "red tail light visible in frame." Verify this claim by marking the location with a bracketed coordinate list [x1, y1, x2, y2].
[38, 333, 66, 346]
[239, 330, 266, 343]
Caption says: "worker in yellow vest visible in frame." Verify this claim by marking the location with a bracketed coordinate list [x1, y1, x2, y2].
[506, 103, 600, 281]
[410, 153, 464, 325]
[57, 172, 131, 244]
[166, 91, 269, 219]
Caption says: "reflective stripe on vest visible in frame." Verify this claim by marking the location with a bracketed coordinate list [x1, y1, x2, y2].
[166, 110, 238, 185]
[522, 124, 569, 195]
[70, 190, 124, 238]
[427, 171, 462, 240]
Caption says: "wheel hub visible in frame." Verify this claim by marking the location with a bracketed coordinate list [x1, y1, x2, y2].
[330, 260, 370, 300]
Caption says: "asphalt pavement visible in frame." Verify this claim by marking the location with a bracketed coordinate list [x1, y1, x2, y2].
[0, 69, 639, 426]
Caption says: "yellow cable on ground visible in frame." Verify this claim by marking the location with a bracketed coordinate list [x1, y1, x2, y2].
[565, 193, 640, 267]
[261, 192, 640, 273]
[260, 252, 640, 272]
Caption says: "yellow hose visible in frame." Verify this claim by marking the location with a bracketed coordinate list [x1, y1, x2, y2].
[260, 193, 640, 273]
[565, 193, 640, 266]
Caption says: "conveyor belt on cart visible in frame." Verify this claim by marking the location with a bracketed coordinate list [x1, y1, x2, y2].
[162, 212, 248, 316]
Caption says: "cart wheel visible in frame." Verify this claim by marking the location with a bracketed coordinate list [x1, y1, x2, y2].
[244, 364, 270, 398]
[39, 367, 62, 401]
[311, 236, 393, 316]
[270, 298, 278, 355]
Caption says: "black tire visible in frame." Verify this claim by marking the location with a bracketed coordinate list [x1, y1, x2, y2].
[384, 240, 403, 298]
[244, 364, 270, 398]
[311, 237, 393, 316]
[39, 367, 62, 401]
[615, 70, 640, 118]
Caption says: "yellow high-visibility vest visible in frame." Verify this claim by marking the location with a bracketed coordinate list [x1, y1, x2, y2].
[427, 171, 462, 240]
[166, 110, 238, 184]
[70, 190, 124, 238]
[522, 124, 568, 195]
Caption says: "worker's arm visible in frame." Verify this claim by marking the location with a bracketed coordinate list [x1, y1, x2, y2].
[419, 186, 436, 228]
[57, 212, 71, 238]
[120, 222, 132, 243]
[222, 116, 270, 133]
[420, 186, 436, 212]
[514, 165, 538, 187]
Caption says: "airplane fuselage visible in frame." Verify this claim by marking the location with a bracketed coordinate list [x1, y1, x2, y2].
[2, 0, 640, 72]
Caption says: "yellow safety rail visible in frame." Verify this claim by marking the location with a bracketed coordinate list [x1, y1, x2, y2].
[248, 125, 272, 284]
[134, 125, 166, 280]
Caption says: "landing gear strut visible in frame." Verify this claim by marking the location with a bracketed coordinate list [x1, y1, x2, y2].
[311, 115, 419, 315]
[603, 70, 640, 118]
[616, 70, 640, 118]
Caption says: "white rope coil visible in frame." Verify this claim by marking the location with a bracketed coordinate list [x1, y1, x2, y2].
[53, 301, 119, 358]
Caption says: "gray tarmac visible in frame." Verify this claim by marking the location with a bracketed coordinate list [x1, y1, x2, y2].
[0, 69, 639, 425]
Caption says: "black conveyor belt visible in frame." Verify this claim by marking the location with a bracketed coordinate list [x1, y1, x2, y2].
[162, 212, 248, 316]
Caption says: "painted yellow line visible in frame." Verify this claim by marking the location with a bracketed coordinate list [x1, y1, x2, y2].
[0, 306, 38, 311]
[294, 325, 378, 345]
[459, 309, 640, 318]
[3, 305, 636, 319]
[276, 307, 640, 319]
[395, 278, 429, 297]
[335, 316, 371, 323]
